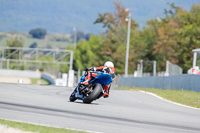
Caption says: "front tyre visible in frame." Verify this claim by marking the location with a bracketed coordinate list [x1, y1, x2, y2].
[83, 83, 102, 104]
[69, 91, 77, 102]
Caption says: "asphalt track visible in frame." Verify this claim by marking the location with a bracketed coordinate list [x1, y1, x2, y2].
[0, 83, 200, 133]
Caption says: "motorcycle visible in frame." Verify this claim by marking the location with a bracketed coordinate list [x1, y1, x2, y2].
[69, 71, 113, 104]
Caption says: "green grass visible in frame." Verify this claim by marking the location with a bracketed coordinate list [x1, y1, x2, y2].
[119, 87, 200, 108]
[24, 37, 69, 49]
[0, 34, 70, 49]
[0, 119, 87, 133]
[31, 78, 49, 85]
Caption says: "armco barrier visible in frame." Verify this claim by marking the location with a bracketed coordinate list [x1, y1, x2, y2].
[41, 73, 55, 85]
[119, 74, 200, 92]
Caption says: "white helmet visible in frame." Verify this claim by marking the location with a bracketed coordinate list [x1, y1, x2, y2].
[104, 61, 114, 68]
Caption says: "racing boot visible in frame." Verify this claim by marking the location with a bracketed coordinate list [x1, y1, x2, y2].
[103, 85, 110, 98]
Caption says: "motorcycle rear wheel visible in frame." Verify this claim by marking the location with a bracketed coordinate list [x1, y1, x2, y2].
[83, 83, 102, 104]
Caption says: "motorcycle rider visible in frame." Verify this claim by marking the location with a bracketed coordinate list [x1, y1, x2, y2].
[80, 61, 115, 98]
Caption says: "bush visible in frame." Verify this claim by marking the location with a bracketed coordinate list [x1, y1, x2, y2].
[5, 37, 24, 59]
[29, 42, 38, 48]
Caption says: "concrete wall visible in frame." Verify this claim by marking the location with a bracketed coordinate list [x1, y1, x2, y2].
[119, 74, 200, 92]
[0, 69, 41, 78]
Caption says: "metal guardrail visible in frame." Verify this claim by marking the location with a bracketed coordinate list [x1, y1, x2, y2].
[41, 73, 55, 85]
[118, 74, 200, 92]
[0, 69, 56, 85]
[0, 47, 73, 76]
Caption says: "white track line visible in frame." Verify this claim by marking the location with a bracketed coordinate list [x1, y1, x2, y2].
[139, 91, 200, 111]
[0, 118, 102, 133]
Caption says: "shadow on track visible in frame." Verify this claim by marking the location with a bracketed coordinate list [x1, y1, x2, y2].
[67, 101, 99, 105]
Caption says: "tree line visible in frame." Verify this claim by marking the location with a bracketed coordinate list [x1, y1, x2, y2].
[72, 2, 200, 74]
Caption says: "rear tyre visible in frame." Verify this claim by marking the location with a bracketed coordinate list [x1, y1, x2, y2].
[83, 83, 102, 104]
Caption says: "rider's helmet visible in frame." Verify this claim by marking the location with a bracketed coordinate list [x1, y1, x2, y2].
[104, 61, 114, 68]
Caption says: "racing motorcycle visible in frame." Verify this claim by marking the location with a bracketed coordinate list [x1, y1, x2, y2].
[69, 71, 113, 104]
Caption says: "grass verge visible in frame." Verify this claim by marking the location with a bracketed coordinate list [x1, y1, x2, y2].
[119, 87, 200, 109]
[0, 119, 87, 133]
[31, 78, 49, 85]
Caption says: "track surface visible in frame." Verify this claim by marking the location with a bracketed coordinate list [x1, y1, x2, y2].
[0, 83, 200, 133]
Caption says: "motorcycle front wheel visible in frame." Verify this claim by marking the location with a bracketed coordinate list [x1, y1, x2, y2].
[69, 90, 77, 102]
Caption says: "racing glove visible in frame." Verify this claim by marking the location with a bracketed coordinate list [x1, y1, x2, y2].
[85, 67, 96, 72]
[102, 67, 110, 74]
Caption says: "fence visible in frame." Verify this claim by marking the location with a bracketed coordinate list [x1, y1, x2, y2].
[0, 47, 73, 76]
[118, 74, 200, 92]
[134, 60, 182, 77]
[165, 60, 183, 76]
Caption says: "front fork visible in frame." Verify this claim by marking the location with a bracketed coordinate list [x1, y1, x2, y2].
[72, 86, 84, 99]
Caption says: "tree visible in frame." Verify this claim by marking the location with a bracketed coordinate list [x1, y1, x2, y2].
[71, 2, 200, 74]
[29, 28, 47, 39]
[145, 3, 200, 73]
[94, 1, 133, 30]
[73, 35, 103, 70]
[5, 37, 24, 59]
[6, 37, 24, 48]
[94, 1, 139, 74]
[71, 31, 92, 42]
[175, 4, 200, 72]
